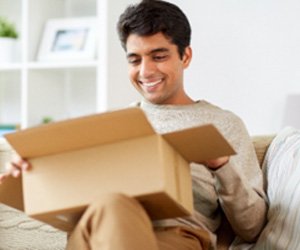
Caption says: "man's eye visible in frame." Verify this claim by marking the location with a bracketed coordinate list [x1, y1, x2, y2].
[128, 59, 140, 65]
[154, 55, 167, 61]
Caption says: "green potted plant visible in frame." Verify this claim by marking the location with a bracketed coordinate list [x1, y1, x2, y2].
[0, 17, 19, 63]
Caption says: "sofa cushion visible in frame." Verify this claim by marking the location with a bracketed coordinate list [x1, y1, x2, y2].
[0, 204, 67, 250]
[254, 127, 300, 249]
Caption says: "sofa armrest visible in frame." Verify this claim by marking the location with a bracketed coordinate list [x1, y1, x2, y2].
[252, 135, 275, 167]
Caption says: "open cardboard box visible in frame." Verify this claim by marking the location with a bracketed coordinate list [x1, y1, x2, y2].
[5, 107, 235, 232]
[0, 139, 23, 211]
[0, 176, 23, 211]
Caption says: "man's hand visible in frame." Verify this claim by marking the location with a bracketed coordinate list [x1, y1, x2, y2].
[0, 155, 31, 184]
[204, 156, 230, 170]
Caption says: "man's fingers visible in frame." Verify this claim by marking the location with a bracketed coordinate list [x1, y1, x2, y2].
[0, 157, 31, 184]
[4, 162, 14, 174]
[10, 157, 31, 171]
[21, 161, 30, 171]
[11, 168, 21, 178]
[12, 161, 30, 171]
[4, 162, 22, 178]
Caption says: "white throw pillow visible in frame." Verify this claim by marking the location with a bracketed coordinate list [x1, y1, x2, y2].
[254, 127, 300, 249]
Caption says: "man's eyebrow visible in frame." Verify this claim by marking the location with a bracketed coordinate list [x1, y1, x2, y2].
[126, 48, 169, 58]
[148, 48, 169, 55]
[126, 52, 138, 59]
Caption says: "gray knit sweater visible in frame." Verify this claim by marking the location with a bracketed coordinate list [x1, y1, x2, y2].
[139, 100, 267, 249]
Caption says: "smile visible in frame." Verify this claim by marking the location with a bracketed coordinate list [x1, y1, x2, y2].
[140, 79, 163, 87]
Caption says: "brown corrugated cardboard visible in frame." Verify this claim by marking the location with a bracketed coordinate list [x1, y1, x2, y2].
[5, 107, 235, 232]
[0, 138, 24, 210]
[0, 176, 23, 211]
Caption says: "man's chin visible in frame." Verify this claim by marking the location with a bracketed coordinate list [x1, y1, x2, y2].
[143, 95, 161, 104]
[144, 97, 169, 105]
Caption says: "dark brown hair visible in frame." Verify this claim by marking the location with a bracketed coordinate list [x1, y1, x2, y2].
[117, 0, 191, 59]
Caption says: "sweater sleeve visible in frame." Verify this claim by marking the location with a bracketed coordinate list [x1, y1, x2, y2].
[212, 117, 268, 242]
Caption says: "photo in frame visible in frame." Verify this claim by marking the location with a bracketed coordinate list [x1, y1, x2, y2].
[37, 17, 97, 62]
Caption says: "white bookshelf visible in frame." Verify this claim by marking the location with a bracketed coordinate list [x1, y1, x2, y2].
[0, 0, 139, 130]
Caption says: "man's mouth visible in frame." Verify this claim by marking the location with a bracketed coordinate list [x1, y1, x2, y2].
[139, 79, 163, 87]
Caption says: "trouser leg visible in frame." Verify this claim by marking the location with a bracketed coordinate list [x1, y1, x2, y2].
[155, 226, 212, 250]
[66, 193, 212, 250]
[66, 193, 159, 250]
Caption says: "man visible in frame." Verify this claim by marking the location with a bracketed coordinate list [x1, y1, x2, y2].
[1, 0, 267, 249]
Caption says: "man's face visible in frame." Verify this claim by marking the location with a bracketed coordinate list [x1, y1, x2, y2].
[126, 32, 192, 105]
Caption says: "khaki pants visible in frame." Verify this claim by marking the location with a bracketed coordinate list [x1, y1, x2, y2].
[66, 193, 212, 250]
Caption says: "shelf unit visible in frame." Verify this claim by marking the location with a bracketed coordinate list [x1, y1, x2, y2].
[0, 0, 138, 129]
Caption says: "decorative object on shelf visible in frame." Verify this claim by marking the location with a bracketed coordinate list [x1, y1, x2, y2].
[42, 116, 54, 124]
[0, 124, 19, 137]
[0, 17, 19, 63]
[37, 17, 97, 62]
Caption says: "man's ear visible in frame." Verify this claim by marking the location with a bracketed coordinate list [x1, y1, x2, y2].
[182, 46, 192, 68]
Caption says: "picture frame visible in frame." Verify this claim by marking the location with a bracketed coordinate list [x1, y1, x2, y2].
[37, 17, 97, 62]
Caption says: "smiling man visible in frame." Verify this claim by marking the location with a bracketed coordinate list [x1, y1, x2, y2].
[126, 32, 193, 105]
[1, 1, 267, 249]
[68, 1, 268, 249]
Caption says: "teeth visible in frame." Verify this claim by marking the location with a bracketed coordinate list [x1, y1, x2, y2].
[142, 79, 162, 87]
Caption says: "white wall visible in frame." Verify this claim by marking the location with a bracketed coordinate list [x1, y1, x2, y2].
[106, 0, 140, 110]
[108, 0, 300, 135]
[172, 0, 300, 135]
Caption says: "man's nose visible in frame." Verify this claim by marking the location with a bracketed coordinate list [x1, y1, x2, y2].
[139, 59, 155, 78]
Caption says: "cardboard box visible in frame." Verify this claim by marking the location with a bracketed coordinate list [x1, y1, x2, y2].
[0, 176, 23, 211]
[0, 138, 23, 210]
[5, 107, 235, 232]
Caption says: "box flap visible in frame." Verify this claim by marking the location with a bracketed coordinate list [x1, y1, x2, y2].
[5, 107, 155, 158]
[162, 124, 236, 163]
